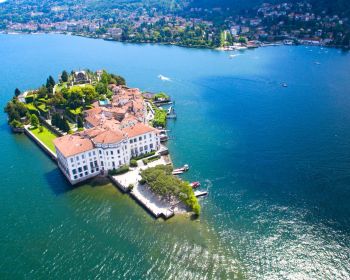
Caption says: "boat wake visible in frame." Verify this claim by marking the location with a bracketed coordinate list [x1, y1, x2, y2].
[229, 54, 242, 59]
[158, 74, 171, 81]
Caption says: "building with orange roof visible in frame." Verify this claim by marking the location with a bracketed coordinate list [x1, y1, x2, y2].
[54, 86, 160, 185]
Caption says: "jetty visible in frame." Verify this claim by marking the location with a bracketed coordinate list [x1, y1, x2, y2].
[110, 156, 179, 219]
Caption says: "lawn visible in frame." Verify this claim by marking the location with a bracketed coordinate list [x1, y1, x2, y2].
[30, 126, 58, 153]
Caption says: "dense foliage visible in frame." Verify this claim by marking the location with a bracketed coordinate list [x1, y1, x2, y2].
[140, 165, 201, 215]
[108, 165, 130, 175]
[4, 98, 29, 122]
[152, 107, 167, 128]
[4, 69, 126, 131]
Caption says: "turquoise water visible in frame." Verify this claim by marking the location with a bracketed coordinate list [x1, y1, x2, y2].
[1, 34, 350, 279]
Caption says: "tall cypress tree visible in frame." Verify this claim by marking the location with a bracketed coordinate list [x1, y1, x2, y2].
[61, 70, 69, 82]
[14, 88, 21, 97]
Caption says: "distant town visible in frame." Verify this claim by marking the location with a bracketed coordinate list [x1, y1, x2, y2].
[0, 0, 349, 49]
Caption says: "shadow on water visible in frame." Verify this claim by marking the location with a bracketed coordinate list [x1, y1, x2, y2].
[44, 168, 112, 196]
[44, 168, 75, 195]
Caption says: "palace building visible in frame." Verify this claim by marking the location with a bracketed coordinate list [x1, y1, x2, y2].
[53, 85, 160, 184]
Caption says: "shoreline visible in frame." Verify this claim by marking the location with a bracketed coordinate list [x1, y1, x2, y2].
[1, 30, 349, 51]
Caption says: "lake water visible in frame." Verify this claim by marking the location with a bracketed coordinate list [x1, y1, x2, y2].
[0, 34, 349, 279]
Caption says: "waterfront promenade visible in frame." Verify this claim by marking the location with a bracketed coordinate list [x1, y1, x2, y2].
[110, 156, 181, 219]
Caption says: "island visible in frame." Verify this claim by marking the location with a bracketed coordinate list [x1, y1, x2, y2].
[4, 69, 201, 218]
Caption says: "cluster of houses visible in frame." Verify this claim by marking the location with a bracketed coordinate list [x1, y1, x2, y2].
[2, 1, 349, 48]
[54, 79, 161, 185]
[225, 2, 349, 47]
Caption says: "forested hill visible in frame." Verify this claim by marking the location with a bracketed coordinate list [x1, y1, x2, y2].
[189, 0, 350, 17]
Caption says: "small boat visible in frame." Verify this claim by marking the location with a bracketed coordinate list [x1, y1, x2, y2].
[314, 61, 321, 65]
[194, 190, 208, 197]
[158, 74, 171, 81]
[282, 83, 288, 87]
[190, 182, 201, 188]
[172, 164, 189, 175]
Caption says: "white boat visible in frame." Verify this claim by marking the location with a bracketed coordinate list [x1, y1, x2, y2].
[158, 74, 171, 81]
[172, 164, 189, 175]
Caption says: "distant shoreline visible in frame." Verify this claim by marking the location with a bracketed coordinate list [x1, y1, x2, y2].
[1, 30, 349, 51]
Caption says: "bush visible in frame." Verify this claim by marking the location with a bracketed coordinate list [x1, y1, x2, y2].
[108, 165, 129, 176]
[153, 108, 167, 128]
[131, 151, 156, 161]
[30, 114, 40, 128]
[143, 155, 160, 165]
[139, 178, 146, 185]
[130, 159, 138, 167]
[9, 119, 24, 128]
[24, 94, 35, 103]
[128, 184, 134, 190]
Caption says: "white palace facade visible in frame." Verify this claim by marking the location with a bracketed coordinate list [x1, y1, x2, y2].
[53, 86, 160, 184]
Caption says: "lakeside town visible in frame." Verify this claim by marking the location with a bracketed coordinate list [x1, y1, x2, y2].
[0, 1, 349, 49]
[4, 69, 203, 218]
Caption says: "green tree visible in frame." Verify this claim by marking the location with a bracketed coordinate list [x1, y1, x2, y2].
[67, 86, 84, 109]
[95, 82, 108, 95]
[4, 99, 28, 122]
[46, 75, 55, 94]
[81, 84, 98, 104]
[61, 70, 69, 82]
[37, 85, 48, 98]
[30, 114, 39, 128]
[77, 116, 84, 128]
[14, 88, 21, 97]
[238, 36, 247, 44]
[61, 116, 70, 133]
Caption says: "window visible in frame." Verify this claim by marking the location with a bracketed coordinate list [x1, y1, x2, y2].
[88, 152, 91, 157]
[93, 151, 96, 156]
[129, 140, 132, 144]
[149, 134, 152, 138]
[106, 151, 108, 155]
[76, 156, 79, 160]
[150, 144, 153, 149]
[72, 169, 77, 175]
[144, 135, 146, 139]
[74, 175, 78, 179]
[101, 161, 104, 167]
[139, 137, 142, 141]
[99, 150, 102, 155]
[83, 165, 88, 171]
[90, 162, 94, 168]
[78, 167, 82, 172]
[85, 171, 88, 176]
[111, 151, 113, 155]
[82, 154, 85, 159]
[117, 150, 120, 154]
[144, 145, 147, 150]
[112, 162, 115, 168]
[70, 158, 74, 163]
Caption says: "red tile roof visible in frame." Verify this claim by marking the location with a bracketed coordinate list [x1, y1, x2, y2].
[54, 134, 94, 157]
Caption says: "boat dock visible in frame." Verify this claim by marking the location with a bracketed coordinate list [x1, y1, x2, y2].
[110, 156, 176, 219]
